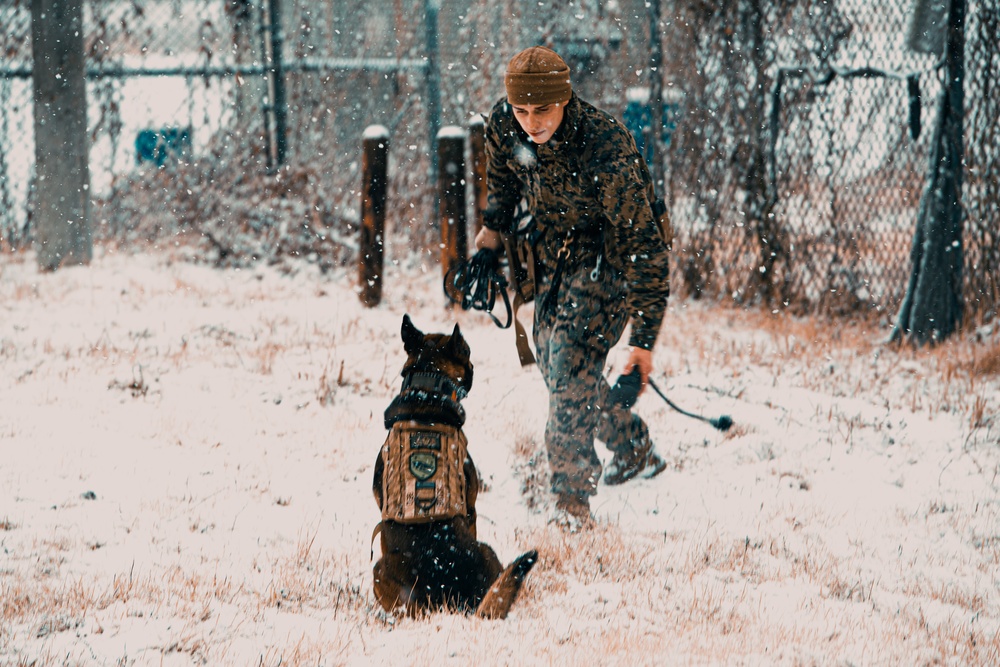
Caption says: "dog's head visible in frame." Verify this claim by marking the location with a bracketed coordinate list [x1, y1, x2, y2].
[400, 314, 473, 396]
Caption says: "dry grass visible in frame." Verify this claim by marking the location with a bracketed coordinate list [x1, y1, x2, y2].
[315, 359, 344, 407]
[1, 248, 998, 666]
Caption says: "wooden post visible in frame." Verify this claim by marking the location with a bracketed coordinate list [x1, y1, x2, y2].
[359, 125, 390, 307]
[437, 127, 467, 298]
[30, 0, 92, 270]
[468, 114, 487, 237]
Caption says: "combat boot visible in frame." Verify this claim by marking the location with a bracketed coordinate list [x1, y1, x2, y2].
[551, 493, 595, 532]
[603, 440, 667, 486]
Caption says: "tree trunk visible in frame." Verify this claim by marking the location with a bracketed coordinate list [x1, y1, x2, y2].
[891, 0, 965, 345]
[30, 0, 92, 271]
[740, 0, 781, 304]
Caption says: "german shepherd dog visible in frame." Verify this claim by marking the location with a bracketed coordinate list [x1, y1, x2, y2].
[371, 314, 537, 619]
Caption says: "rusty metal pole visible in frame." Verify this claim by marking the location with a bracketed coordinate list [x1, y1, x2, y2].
[437, 126, 467, 301]
[468, 114, 487, 237]
[359, 125, 390, 307]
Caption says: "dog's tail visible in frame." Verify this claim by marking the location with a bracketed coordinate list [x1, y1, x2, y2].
[474, 549, 538, 620]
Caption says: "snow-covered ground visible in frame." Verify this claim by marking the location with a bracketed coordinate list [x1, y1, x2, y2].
[1, 246, 998, 666]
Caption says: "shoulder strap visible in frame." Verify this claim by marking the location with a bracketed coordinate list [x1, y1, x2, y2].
[511, 290, 536, 367]
[500, 231, 537, 367]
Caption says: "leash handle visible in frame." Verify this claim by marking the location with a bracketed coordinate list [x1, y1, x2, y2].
[609, 366, 642, 408]
[647, 378, 734, 432]
[608, 368, 734, 432]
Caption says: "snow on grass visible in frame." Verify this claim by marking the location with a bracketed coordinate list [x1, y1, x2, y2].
[1, 246, 998, 666]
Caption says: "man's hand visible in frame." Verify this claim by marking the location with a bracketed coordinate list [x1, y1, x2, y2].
[623, 347, 653, 396]
[475, 227, 502, 251]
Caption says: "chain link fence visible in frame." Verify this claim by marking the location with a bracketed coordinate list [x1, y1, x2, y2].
[665, 1, 932, 316]
[663, 0, 998, 324]
[0, 2, 33, 251]
[1, 0, 997, 322]
[963, 2, 1000, 322]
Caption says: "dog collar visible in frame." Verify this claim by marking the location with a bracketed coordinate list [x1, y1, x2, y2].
[400, 371, 468, 403]
[384, 371, 468, 430]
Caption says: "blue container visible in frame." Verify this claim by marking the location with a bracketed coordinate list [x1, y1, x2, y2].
[623, 87, 679, 164]
[135, 127, 191, 166]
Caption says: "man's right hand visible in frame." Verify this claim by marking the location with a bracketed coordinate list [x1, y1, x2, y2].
[475, 227, 503, 251]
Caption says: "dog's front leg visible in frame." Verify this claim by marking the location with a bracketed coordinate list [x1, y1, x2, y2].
[463, 455, 479, 539]
[372, 557, 417, 615]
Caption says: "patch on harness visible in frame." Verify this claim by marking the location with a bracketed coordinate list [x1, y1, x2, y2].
[381, 420, 468, 523]
[409, 452, 437, 480]
[410, 431, 441, 450]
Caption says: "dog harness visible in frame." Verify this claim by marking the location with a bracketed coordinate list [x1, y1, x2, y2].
[380, 420, 469, 524]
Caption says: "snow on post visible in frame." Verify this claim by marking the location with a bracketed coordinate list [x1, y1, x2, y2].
[436, 125, 467, 140]
[363, 124, 390, 141]
[627, 86, 651, 104]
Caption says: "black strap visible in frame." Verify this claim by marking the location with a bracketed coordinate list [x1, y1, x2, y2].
[401, 371, 468, 402]
[444, 249, 513, 329]
[385, 370, 468, 429]
[540, 229, 574, 314]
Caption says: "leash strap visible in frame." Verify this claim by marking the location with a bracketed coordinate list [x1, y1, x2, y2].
[444, 249, 513, 329]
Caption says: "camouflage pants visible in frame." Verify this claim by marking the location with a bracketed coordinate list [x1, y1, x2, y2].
[533, 261, 652, 499]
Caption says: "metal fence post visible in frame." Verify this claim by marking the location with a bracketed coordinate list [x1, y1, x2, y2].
[646, 0, 665, 195]
[266, 0, 288, 168]
[424, 0, 441, 183]
[437, 127, 466, 299]
[360, 125, 390, 307]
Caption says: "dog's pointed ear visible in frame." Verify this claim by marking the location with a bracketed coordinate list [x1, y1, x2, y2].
[401, 314, 423, 355]
[448, 323, 470, 360]
[448, 323, 473, 392]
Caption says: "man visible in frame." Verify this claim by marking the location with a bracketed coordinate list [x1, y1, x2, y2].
[474, 46, 672, 529]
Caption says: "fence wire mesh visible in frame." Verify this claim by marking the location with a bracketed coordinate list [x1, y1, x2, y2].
[660, 0, 997, 324]
[666, 1, 935, 319]
[1, 0, 997, 323]
[963, 1, 1000, 322]
[0, 2, 33, 251]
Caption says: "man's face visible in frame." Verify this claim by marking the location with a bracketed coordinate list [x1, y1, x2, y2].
[511, 100, 567, 144]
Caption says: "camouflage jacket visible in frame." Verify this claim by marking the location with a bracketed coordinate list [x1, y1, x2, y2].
[483, 94, 672, 351]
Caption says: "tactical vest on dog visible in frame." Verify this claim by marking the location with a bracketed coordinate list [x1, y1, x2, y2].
[380, 420, 468, 523]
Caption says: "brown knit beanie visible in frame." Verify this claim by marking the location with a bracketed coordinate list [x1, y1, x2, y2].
[504, 46, 572, 105]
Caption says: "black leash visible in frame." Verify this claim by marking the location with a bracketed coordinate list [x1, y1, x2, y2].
[609, 368, 733, 432]
[444, 248, 512, 329]
[647, 378, 733, 432]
